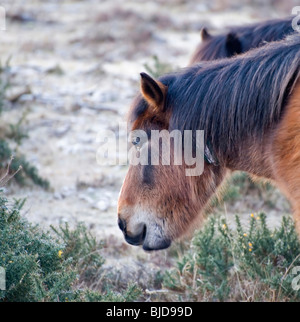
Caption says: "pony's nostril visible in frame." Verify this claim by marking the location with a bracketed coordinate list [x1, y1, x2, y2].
[118, 218, 126, 232]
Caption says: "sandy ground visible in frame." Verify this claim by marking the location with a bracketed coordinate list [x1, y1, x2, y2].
[0, 0, 294, 278]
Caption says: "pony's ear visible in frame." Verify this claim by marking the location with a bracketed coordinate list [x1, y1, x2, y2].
[200, 27, 211, 41]
[140, 72, 167, 110]
[225, 32, 242, 57]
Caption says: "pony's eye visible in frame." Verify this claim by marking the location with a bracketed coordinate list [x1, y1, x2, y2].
[132, 137, 141, 146]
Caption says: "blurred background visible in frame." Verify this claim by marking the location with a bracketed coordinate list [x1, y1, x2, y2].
[0, 0, 298, 301]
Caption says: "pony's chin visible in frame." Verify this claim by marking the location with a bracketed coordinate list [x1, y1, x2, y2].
[142, 237, 172, 251]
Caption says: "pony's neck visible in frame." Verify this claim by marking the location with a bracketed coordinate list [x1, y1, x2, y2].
[196, 165, 228, 210]
[224, 131, 276, 180]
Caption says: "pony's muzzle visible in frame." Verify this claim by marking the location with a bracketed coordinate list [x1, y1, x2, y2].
[118, 218, 146, 246]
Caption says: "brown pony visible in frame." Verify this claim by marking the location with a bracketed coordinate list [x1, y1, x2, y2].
[190, 16, 296, 63]
[118, 34, 300, 251]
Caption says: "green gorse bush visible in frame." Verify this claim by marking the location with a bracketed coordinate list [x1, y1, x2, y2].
[164, 213, 300, 302]
[0, 193, 79, 302]
[51, 222, 105, 284]
[0, 191, 141, 302]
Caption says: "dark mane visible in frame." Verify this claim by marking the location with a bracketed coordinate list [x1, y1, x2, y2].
[191, 16, 296, 62]
[166, 34, 300, 160]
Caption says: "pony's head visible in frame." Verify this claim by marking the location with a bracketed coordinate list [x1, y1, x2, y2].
[117, 72, 225, 251]
[118, 33, 300, 250]
[190, 27, 242, 63]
